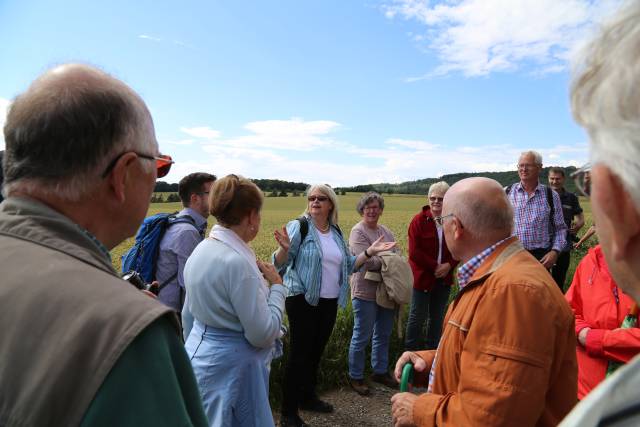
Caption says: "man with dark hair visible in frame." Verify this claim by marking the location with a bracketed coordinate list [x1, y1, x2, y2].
[0, 64, 207, 426]
[548, 167, 584, 290]
[157, 172, 216, 313]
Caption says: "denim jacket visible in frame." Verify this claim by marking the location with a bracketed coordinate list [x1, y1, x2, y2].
[273, 216, 357, 308]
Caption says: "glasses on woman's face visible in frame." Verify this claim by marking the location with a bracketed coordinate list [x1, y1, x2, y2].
[429, 196, 444, 203]
[101, 152, 174, 178]
[308, 195, 329, 202]
[571, 163, 591, 198]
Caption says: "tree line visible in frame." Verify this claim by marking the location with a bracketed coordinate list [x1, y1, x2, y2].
[154, 166, 578, 198]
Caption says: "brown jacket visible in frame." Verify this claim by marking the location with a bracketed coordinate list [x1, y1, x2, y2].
[0, 197, 177, 427]
[412, 236, 577, 426]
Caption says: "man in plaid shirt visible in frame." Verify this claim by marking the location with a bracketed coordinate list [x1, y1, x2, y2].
[507, 150, 567, 270]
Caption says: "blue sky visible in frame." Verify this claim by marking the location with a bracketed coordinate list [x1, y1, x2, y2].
[0, 0, 622, 185]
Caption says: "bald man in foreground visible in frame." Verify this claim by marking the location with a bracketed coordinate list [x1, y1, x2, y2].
[390, 177, 577, 427]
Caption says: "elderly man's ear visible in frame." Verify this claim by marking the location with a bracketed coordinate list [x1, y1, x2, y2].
[105, 152, 141, 203]
[593, 165, 640, 261]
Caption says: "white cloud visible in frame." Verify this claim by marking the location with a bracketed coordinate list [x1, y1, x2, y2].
[0, 98, 10, 150]
[183, 118, 341, 152]
[138, 34, 162, 42]
[384, 0, 623, 77]
[180, 126, 221, 139]
[169, 117, 588, 186]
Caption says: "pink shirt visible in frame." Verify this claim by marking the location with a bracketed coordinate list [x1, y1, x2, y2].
[348, 221, 396, 302]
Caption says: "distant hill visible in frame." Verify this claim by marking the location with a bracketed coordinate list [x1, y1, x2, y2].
[154, 178, 308, 193]
[155, 166, 578, 195]
[334, 166, 579, 195]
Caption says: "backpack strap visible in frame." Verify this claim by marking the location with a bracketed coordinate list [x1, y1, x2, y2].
[292, 216, 309, 271]
[154, 214, 200, 291]
[297, 216, 309, 242]
[505, 183, 515, 195]
[545, 186, 555, 248]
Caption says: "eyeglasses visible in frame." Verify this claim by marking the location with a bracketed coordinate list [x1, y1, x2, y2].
[571, 163, 591, 198]
[101, 152, 174, 178]
[308, 195, 329, 202]
[517, 163, 539, 170]
[429, 196, 444, 202]
[196, 191, 210, 196]
[434, 213, 459, 227]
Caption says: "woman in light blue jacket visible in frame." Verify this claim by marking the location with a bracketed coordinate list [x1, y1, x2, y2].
[182, 175, 285, 427]
[273, 184, 396, 427]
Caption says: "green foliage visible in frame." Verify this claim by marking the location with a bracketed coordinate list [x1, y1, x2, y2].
[150, 193, 164, 203]
[166, 193, 180, 203]
[336, 166, 579, 195]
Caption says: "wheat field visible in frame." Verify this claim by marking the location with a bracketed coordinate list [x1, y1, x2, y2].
[110, 192, 594, 404]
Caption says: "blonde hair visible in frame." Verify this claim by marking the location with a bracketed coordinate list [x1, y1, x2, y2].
[209, 174, 263, 226]
[304, 184, 339, 224]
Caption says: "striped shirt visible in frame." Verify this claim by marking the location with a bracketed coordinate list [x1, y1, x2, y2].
[273, 216, 356, 308]
[427, 236, 511, 392]
[508, 182, 567, 252]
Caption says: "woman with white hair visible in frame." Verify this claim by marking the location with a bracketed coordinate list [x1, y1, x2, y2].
[405, 181, 458, 351]
[273, 184, 396, 427]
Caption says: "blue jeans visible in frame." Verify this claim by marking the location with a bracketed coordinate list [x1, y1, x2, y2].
[348, 298, 395, 380]
[404, 281, 451, 351]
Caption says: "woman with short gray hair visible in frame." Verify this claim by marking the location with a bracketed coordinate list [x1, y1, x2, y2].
[347, 192, 398, 395]
[405, 181, 458, 351]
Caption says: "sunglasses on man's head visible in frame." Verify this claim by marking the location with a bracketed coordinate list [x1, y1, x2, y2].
[308, 195, 329, 202]
[101, 152, 174, 178]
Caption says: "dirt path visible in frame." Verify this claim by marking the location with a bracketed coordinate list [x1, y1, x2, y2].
[274, 382, 396, 427]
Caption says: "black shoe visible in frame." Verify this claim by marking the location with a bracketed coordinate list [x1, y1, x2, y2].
[280, 413, 309, 427]
[299, 397, 334, 413]
[370, 372, 399, 389]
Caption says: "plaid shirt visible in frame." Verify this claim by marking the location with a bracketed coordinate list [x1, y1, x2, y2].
[427, 236, 512, 392]
[508, 182, 567, 252]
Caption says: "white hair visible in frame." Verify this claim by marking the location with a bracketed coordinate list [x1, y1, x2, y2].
[428, 181, 450, 197]
[519, 150, 542, 166]
[304, 183, 339, 224]
[571, 0, 640, 209]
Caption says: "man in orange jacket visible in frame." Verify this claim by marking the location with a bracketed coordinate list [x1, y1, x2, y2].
[390, 177, 577, 427]
[565, 244, 640, 399]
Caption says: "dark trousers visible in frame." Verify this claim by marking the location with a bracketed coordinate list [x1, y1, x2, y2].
[551, 250, 571, 291]
[404, 280, 451, 351]
[281, 294, 337, 415]
[527, 248, 549, 262]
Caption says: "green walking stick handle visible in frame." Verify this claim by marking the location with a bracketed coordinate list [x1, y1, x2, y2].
[400, 363, 414, 392]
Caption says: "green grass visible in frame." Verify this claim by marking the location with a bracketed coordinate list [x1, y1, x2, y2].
[110, 193, 595, 406]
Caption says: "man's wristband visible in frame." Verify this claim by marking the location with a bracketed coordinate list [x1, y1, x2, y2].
[364, 249, 372, 258]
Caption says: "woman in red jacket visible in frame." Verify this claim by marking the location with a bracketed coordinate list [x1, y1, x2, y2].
[565, 244, 640, 399]
[404, 181, 457, 351]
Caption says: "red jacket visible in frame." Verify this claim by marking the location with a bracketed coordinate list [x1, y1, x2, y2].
[408, 205, 457, 291]
[565, 245, 640, 399]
